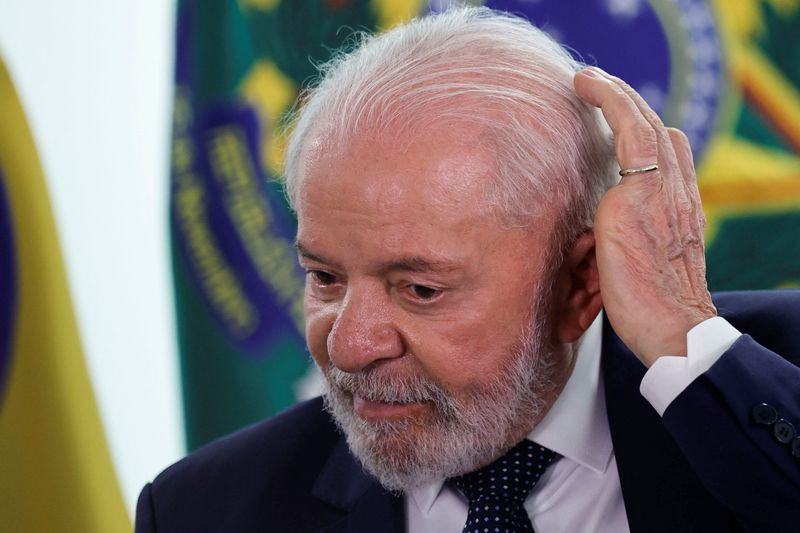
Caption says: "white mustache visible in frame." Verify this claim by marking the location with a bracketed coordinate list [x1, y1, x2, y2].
[325, 365, 452, 407]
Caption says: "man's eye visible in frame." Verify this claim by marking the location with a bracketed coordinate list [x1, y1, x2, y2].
[409, 284, 441, 300]
[309, 270, 337, 285]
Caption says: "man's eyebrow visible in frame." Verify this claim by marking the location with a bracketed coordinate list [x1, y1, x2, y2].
[379, 257, 461, 275]
[295, 241, 460, 274]
[295, 241, 338, 267]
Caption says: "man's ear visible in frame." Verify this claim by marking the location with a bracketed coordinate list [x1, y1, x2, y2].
[552, 230, 602, 343]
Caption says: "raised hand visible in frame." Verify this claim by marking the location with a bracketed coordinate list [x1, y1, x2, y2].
[574, 67, 717, 367]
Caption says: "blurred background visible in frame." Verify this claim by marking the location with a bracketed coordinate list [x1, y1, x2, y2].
[0, 0, 798, 530]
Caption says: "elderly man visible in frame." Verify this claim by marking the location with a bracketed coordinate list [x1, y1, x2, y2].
[137, 7, 800, 533]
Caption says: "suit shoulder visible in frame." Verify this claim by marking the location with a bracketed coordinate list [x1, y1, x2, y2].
[714, 289, 799, 313]
[149, 396, 339, 502]
[713, 289, 799, 326]
[713, 289, 800, 360]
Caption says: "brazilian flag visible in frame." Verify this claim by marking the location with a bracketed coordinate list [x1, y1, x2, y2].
[173, 0, 800, 450]
[0, 57, 129, 531]
[700, 0, 800, 290]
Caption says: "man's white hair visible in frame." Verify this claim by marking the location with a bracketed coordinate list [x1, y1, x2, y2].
[284, 5, 617, 246]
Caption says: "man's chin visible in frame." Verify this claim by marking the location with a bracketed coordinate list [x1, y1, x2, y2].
[344, 422, 445, 493]
[324, 394, 445, 491]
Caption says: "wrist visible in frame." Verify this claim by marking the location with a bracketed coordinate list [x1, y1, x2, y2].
[638, 309, 717, 367]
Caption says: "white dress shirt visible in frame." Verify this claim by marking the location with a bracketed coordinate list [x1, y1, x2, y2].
[406, 313, 742, 532]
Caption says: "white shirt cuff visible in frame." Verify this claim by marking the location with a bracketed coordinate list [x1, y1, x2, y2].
[640, 317, 742, 416]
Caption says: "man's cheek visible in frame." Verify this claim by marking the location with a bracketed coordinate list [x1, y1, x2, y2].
[423, 324, 494, 376]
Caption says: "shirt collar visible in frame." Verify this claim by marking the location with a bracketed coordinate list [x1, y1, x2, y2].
[408, 312, 611, 514]
[527, 311, 612, 474]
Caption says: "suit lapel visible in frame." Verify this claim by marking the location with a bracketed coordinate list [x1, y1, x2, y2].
[312, 436, 405, 533]
[601, 317, 736, 532]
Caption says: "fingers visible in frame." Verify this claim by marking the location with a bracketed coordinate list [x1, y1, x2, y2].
[575, 67, 701, 245]
[574, 68, 660, 176]
[607, 74, 690, 194]
[666, 127, 697, 192]
[668, 127, 705, 238]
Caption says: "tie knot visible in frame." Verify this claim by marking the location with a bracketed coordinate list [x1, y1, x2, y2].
[452, 440, 558, 504]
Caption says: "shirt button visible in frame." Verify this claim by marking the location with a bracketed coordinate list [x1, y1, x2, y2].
[774, 419, 796, 444]
[751, 403, 778, 425]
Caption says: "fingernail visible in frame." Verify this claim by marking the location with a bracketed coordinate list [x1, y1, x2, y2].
[581, 67, 600, 78]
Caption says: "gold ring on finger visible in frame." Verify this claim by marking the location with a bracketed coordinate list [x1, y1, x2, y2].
[619, 163, 659, 177]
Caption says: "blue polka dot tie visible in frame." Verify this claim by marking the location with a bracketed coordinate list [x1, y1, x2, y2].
[451, 440, 559, 533]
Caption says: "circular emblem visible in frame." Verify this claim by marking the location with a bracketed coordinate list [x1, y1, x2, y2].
[430, 0, 725, 159]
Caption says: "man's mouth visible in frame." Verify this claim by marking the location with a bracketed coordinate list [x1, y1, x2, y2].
[352, 394, 428, 421]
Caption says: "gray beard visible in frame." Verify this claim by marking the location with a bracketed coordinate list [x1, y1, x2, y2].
[320, 283, 566, 493]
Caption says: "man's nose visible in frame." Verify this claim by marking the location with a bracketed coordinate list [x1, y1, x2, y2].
[327, 285, 404, 373]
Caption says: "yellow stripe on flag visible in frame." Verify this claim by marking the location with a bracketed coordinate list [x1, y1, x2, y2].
[734, 45, 800, 151]
[371, 0, 427, 29]
[0, 58, 130, 531]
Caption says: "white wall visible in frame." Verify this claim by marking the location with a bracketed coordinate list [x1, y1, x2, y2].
[0, 0, 184, 518]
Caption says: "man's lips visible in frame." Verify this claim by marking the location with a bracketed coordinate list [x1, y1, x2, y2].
[352, 394, 428, 420]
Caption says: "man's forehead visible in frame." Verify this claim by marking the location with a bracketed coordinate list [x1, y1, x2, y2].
[296, 122, 498, 213]
[304, 118, 492, 160]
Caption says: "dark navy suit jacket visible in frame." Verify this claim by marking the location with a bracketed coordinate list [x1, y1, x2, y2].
[136, 291, 800, 532]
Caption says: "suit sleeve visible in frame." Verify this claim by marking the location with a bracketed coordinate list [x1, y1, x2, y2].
[662, 334, 800, 532]
[135, 482, 157, 533]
